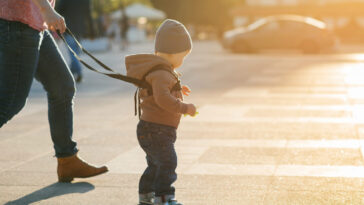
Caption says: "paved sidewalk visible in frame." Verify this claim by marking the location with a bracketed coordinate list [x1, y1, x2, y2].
[1, 42, 364, 204]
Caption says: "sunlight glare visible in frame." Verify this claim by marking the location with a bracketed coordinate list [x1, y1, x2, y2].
[344, 63, 364, 85]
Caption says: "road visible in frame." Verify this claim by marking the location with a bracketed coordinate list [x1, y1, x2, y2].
[1, 41, 364, 204]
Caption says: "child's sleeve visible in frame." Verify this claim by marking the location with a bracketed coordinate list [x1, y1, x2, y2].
[147, 70, 188, 114]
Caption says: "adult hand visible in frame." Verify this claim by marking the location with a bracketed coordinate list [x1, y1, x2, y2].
[32, 0, 66, 33]
[42, 9, 66, 33]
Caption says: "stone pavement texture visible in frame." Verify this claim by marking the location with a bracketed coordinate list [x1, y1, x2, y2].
[1, 42, 364, 204]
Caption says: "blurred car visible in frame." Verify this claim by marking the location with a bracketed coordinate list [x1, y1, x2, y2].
[223, 15, 338, 54]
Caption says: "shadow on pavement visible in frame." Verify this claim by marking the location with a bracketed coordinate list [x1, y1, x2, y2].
[4, 182, 94, 205]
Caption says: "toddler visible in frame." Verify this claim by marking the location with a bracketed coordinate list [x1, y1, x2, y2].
[126, 19, 197, 205]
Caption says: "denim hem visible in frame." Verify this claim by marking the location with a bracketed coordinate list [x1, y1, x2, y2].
[55, 148, 78, 158]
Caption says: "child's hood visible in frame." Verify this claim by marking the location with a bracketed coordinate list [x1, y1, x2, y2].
[125, 54, 173, 80]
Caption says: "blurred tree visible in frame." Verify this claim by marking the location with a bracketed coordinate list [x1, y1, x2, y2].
[151, 0, 243, 30]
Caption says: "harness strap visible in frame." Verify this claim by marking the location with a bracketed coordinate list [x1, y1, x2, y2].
[135, 66, 182, 118]
[57, 29, 149, 89]
[57, 28, 182, 119]
[141, 65, 181, 95]
[134, 88, 142, 118]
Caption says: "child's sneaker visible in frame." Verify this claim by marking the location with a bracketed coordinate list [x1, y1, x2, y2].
[154, 195, 182, 205]
[138, 192, 154, 205]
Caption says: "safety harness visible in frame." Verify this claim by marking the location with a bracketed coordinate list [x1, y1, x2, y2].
[135, 65, 182, 118]
[57, 29, 182, 118]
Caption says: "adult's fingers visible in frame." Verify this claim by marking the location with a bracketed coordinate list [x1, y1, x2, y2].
[47, 21, 64, 33]
[48, 19, 59, 32]
[54, 20, 63, 34]
[58, 18, 66, 33]
[49, 24, 56, 32]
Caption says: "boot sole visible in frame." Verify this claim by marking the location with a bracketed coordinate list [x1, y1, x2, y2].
[78, 168, 108, 178]
[58, 176, 74, 183]
[58, 168, 108, 182]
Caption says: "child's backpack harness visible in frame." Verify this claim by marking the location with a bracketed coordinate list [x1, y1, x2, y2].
[57, 29, 182, 118]
[135, 66, 182, 118]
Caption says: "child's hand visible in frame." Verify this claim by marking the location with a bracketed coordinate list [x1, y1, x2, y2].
[186, 104, 197, 116]
[182, 85, 191, 96]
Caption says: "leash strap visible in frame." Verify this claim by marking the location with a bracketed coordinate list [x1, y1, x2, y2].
[57, 28, 150, 89]
[57, 28, 182, 119]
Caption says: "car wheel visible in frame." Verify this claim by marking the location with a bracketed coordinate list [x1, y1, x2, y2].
[301, 40, 319, 54]
[232, 40, 252, 53]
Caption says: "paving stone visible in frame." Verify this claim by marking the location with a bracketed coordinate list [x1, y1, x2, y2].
[263, 190, 364, 205]
[244, 109, 351, 118]
[179, 122, 357, 140]
[199, 147, 363, 166]
[2, 42, 364, 204]
[270, 176, 364, 191]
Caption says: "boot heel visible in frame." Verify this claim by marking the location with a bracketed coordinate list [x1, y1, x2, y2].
[58, 176, 74, 183]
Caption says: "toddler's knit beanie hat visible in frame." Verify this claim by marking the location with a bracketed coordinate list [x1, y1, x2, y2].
[155, 19, 192, 54]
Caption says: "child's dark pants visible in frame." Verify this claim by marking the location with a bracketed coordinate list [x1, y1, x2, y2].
[137, 120, 177, 197]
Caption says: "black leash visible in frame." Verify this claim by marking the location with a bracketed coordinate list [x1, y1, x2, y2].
[56, 28, 150, 89]
[57, 28, 182, 118]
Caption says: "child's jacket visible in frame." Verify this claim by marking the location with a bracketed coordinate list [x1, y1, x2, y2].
[125, 54, 188, 128]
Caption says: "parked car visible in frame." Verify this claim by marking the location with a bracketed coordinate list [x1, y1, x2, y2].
[223, 15, 338, 54]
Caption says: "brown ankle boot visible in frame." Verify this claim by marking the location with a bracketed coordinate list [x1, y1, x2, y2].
[57, 154, 108, 182]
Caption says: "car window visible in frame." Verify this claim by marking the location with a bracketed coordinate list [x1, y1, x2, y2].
[247, 19, 268, 31]
[258, 21, 280, 32]
[280, 21, 304, 31]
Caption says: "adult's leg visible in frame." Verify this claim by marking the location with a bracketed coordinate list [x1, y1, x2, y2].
[35, 30, 108, 182]
[0, 19, 43, 127]
[35, 30, 77, 158]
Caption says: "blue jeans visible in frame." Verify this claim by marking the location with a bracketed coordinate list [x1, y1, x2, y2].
[137, 120, 178, 197]
[64, 34, 82, 76]
[0, 19, 78, 158]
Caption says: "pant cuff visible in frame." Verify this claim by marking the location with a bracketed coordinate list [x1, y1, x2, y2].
[55, 148, 78, 158]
